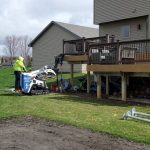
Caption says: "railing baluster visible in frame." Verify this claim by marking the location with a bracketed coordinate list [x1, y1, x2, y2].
[64, 37, 150, 64]
[89, 39, 150, 65]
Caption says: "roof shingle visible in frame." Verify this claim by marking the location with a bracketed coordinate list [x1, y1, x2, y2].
[29, 21, 98, 47]
[55, 21, 99, 38]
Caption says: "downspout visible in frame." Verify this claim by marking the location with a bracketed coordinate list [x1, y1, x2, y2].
[146, 15, 149, 39]
[99, 24, 101, 36]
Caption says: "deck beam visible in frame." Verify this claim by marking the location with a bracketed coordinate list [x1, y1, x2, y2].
[64, 55, 88, 62]
[87, 64, 150, 73]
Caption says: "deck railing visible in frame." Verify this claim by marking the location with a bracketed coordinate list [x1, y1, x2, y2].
[89, 39, 150, 64]
[63, 35, 115, 55]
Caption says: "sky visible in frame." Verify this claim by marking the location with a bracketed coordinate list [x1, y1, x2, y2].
[0, 0, 96, 56]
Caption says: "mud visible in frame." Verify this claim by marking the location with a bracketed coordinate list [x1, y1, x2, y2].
[0, 117, 149, 150]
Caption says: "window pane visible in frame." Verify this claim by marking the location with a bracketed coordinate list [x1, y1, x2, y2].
[122, 25, 130, 38]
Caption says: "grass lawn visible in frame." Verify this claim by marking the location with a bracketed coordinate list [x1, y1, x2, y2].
[0, 68, 150, 145]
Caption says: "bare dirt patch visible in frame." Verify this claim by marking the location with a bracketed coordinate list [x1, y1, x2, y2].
[0, 117, 149, 150]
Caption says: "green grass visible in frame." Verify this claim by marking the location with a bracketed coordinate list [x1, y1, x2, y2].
[0, 68, 150, 145]
[0, 67, 15, 89]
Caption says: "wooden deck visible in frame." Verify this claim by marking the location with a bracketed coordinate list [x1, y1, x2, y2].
[63, 55, 88, 63]
[62, 38, 150, 101]
[87, 63, 150, 73]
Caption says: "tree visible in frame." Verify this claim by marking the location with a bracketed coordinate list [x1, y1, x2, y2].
[4, 35, 20, 64]
[19, 35, 32, 66]
[3, 35, 32, 66]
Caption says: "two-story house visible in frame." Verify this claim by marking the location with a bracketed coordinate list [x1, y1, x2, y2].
[94, 0, 150, 41]
[86, 0, 150, 101]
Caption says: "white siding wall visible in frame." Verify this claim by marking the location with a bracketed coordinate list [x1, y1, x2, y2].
[99, 17, 147, 41]
[32, 24, 82, 72]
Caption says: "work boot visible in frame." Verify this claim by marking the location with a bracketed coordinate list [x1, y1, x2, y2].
[18, 89, 22, 94]
[15, 89, 22, 94]
[15, 89, 19, 93]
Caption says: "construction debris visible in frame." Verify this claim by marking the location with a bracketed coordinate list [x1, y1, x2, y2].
[123, 108, 150, 123]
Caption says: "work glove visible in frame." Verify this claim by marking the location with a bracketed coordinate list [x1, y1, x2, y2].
[23, 67, 27, 72]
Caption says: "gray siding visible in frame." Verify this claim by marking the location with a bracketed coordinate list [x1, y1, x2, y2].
[94, 0, 150, 24]
[148, 16, 150, 37]
[32, 24, 82, 72]
[99, 16, 147, 41]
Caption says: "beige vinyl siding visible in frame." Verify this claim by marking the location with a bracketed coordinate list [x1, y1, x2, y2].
[81, 64, 87, 73]
[99, 16, 147, 41]
[32, 24, 82, 72]
[94, 0, 150, 24]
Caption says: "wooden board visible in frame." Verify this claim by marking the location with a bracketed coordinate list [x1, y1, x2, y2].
[87, 64, 150, 73]
[64, 55, 88, 62]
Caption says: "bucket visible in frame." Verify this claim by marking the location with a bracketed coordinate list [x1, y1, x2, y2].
[51, 84, 59, 92]
[21, 73, 32, 93]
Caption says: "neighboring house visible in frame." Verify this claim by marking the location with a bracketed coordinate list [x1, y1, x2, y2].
[94, 0, 150, 41]
[0, 56, 16, 66]
[29, 21, 99, 72]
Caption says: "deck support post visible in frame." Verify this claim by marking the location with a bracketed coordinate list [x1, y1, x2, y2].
[70, 64, 74, 86]
[83, 37, 86, 53]
[87, 71, 90, 94]
[121, 73, 127, 101]
[63, 39, 65, 54]
[97, 74, 102, 99]
[106, 75, 109, 96]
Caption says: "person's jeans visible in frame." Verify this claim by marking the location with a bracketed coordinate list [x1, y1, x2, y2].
[14, 71, 21, 90]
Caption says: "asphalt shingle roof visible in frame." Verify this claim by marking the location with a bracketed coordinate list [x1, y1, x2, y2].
[29, 21, 99, 47]
[55, 21, 99, 38]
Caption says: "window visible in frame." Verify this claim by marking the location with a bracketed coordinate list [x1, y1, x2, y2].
[121, 25, 130, 38]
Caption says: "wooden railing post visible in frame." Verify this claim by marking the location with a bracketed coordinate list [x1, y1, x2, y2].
[87, 46, 91, 65]
[110, 35, 115, 43]
[63, 39, 65, 54]
[82, 37, 86, 54]
[117, 40, 120, 64]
